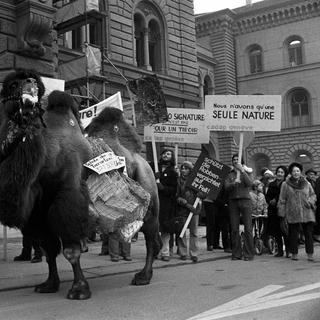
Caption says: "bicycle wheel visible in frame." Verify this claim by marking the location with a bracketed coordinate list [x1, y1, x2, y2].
[254, 237, 264, 255]
[267, 236, 277, 255]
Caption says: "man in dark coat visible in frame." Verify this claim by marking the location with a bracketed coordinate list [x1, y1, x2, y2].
[155, 149, 178, 261]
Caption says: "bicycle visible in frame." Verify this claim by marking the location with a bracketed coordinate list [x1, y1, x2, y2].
[252, 214, 268, 255]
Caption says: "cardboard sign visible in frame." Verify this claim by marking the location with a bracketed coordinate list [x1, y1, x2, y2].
[41, 77, 65, 96]
[186, 152, 230, 200]
[144, 108, 209, 144]
[205, 95, 281, 132]
[84, 152, 126, 175]
[79, 92, 123, 129]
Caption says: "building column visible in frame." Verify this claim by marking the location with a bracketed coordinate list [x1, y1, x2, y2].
[143, 27, 152, 71]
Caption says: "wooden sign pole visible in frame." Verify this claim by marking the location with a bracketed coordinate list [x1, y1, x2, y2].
[179, 197, 200, 238]
[235, 131, 244, 183]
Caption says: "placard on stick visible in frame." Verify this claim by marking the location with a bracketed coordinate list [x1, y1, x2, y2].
[186, 152, 230, 201]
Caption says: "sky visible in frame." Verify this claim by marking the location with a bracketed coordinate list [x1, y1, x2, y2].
[193, 0, 264, 14]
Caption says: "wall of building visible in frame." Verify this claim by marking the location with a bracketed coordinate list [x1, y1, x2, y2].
[196, 0, 320, 175]
[0, 0, 57, 83]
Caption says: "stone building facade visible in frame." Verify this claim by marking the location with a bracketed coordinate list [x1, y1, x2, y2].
[0, 0, 213, 165]
[196, 0, 320, 175]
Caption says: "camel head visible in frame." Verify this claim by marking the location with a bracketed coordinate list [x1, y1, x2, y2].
[1, 68, 45, 127]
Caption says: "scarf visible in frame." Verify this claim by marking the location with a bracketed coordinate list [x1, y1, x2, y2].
[285, 176, 308, 190]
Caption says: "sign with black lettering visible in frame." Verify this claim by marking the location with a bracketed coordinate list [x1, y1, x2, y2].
[186, 152, 230, 200]
[205, 95, 281, 131]
[144, 108, 209, 143]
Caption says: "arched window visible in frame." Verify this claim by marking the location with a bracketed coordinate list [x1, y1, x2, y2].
[288, 39, 302, 66]
[148, 19, 161, 71]
[134, 14, 145, 68]
[203, 75, 213, 97]
[294, 151, 313, 173]
[289, 89, 310, 127]
[285, 36, 303, 66]
[134, 1, 167, 73]
[248, 45, 263, 74]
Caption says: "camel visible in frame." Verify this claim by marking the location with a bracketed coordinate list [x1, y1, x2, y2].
[0, 68, 161, 299]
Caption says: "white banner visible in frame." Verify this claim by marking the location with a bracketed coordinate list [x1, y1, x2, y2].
[79, 92, 123, 129]
[84, 152, 126, 175]
[144, 108, 209, 144]
[205, 95, 281, 132]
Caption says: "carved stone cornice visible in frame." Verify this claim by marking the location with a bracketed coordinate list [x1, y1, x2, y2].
[196, 0, 320, 37]
[15, 0, 56, 57]
[234, 0, 320, 35]
[196, 12, 235, 38]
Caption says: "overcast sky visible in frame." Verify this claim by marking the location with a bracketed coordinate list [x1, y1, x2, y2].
[193, 0, 264, 14]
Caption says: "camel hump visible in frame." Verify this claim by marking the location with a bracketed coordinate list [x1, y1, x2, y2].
[47, 90, 76, 114]
[87, 107, 143, 154]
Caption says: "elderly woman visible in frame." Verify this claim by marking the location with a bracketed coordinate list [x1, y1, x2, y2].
[278, 162, 316, 261]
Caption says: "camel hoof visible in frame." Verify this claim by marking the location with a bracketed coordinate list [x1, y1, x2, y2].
[35, 281, 59, 293]
[131, 270, 152, 286]
[67, 281, 91, 300]
[67, 288, 91, 300]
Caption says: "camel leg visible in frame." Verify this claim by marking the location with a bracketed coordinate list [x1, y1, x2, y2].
[34, 237, 60, 293]
[131, 217, 162, 285]
[63, 244, 91, 300]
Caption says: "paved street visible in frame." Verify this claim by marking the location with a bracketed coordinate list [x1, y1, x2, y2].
[1, 227, 320, 319]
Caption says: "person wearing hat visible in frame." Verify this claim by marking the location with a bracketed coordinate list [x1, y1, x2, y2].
[155, 148, 178, 262]
[260, 168, 274, 195]
[278, 162, 316, 261]
[175, 161, 202, 262]
[305, 168, 317, 191]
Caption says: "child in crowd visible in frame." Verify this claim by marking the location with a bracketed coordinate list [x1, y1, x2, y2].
[250, 180, 268, 243]
[250, 180, 268, 217]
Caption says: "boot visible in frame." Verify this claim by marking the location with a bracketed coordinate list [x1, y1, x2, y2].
[30, 255, 42, 263]
[14, 249, 31, 261]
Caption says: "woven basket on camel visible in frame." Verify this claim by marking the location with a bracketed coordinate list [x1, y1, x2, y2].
[86, 137, 150, 241]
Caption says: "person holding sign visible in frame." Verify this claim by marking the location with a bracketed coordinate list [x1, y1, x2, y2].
[176, 161, 202, 263]
[155, 149, 178, 262]
[225, 154, 255, 261]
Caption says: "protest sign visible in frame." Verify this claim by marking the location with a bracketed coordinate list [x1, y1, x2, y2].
[84, 152, 126, 175]
[127, 74, 168, 126]
[144, 108, 209, 144]
[186, 152, 230, 201]
[205, 95, 281, 132]
[41, 77, 65, 105]
[79, 92, 123, 129]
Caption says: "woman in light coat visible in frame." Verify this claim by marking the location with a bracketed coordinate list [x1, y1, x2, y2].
[278, 162, 316, 261]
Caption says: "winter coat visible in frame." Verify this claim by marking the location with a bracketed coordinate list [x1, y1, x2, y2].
[156, 164, 178, 232]
[224, 169, 253, 200]
[266, 179, 284, 217]
[249, 191, 268, 216]
[278, 176, 316, 224]
[176, 175, 201, 217]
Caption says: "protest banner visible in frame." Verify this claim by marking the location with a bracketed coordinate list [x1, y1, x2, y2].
[79, 92, 123, 129]
[206, 94, 281, 181]
[179, 152, 230, 238]
[186, 152, 230, 200]
[84, 152, 126, 175]
[205, 95, 281, 132]
[144, 108, 209, 144]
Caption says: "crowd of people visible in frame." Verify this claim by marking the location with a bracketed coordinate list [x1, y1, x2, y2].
[154, 149, 320, 263]
[12, 148, 320, 264]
